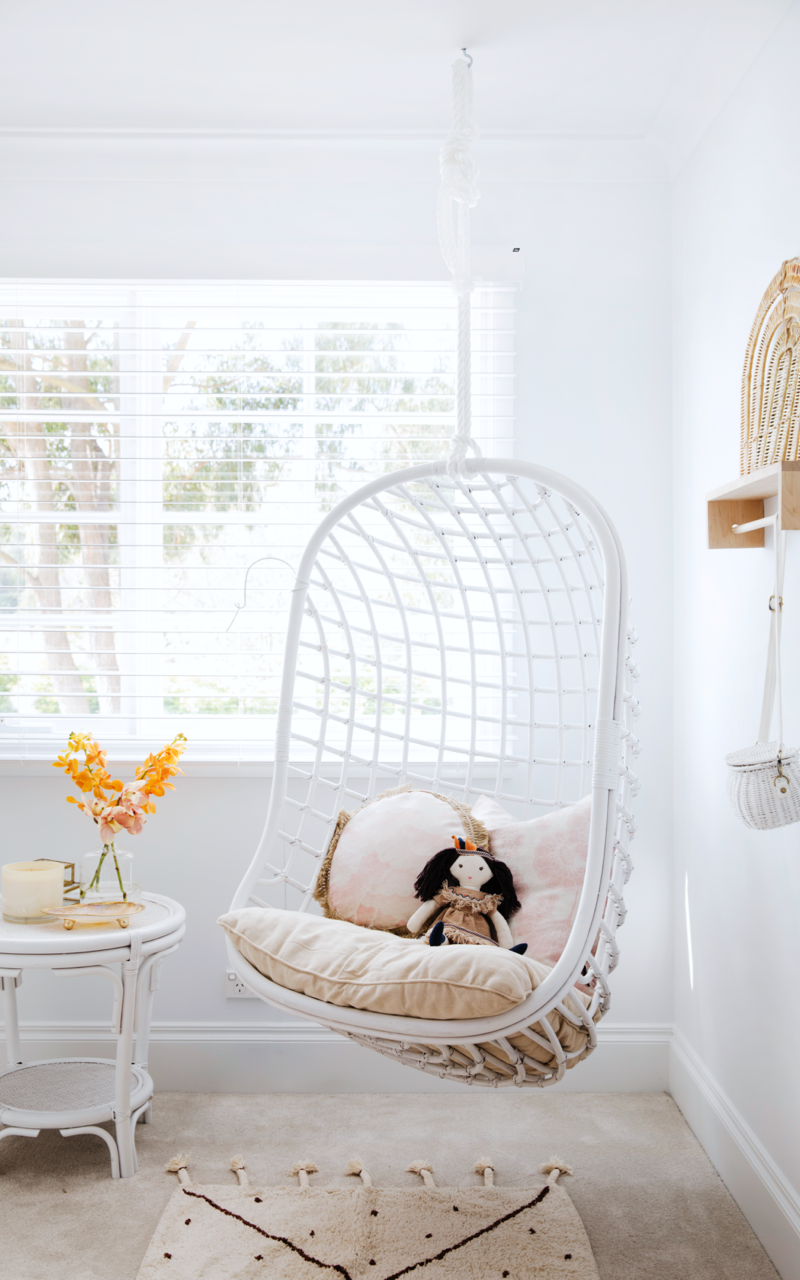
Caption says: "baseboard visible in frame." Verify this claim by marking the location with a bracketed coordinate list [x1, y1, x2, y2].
[670, 1029, 800, 1280]
[0, 1020, 671, 1094]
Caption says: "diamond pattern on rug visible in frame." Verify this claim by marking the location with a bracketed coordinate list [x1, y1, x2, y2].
[136, 1158, 598, 1280]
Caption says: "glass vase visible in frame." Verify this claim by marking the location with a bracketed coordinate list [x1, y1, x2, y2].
[80, 847, 139, 904]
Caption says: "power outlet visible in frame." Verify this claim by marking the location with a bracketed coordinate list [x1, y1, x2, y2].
[226, 970, 257, 999]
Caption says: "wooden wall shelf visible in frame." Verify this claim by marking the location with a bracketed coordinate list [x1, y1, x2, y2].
[707, 461, 800, 549]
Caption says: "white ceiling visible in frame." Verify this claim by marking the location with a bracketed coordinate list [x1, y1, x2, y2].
[0, 0, 794, 162]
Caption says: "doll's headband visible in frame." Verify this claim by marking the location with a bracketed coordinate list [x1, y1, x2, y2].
[452, 834, 492, 856]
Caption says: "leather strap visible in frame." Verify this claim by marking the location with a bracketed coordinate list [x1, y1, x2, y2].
[758, 528, 787, 745]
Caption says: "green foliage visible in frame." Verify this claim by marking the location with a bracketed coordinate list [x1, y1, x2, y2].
[310, 323, 454, 509]
[0, 527, 22, 609]
[0, 308, 461, 722]
[162, 420, 299, 517]
[32, 680, 59, 715]
[0, 668, 18, 713]
[164, 682, 279, 716]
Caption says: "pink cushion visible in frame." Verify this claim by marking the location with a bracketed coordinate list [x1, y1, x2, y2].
[472, 794, 592, 965]
[469, 794, 518, 829]
[327, 791, 476, 931]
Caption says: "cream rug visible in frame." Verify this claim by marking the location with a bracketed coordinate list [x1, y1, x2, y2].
[136, 1154, 598, 1279]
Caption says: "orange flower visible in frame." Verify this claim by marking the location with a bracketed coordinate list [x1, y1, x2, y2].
[54, 732, 187, 844]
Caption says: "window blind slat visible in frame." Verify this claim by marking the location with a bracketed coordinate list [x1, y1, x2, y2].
[0, 279, 514, 760]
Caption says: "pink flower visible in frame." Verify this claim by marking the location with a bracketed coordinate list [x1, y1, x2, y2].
[96, 790, 148, 844]
[72, 798, 105, 821]
[120, 786, 147, 808]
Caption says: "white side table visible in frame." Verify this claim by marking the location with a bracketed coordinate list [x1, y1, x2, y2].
[0, 891, 185, 1179]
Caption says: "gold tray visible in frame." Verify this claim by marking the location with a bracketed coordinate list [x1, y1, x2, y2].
[42, 901, 146, 930]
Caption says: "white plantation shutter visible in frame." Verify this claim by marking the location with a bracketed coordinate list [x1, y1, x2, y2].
[0, 279, 514, 761]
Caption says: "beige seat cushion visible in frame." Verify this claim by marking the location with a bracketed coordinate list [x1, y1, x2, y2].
[219, 907, 547, 1020]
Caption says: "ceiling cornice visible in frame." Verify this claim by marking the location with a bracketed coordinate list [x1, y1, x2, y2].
[0, 126, 645, 144]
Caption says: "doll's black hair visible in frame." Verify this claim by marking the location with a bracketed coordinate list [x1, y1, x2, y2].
[413, 847, 521, 920]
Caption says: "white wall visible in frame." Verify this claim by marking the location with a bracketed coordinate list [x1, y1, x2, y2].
[4, 13, 799, 1262]
[671, 2, 800, 1273]
[0, 133, 674, 1090]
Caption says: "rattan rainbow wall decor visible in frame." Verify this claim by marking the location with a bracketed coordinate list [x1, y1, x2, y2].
[741, 256, 800, 474]
[707, 258, 800, 550]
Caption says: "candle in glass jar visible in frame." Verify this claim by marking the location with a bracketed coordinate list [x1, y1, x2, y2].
[2, 861, 64, 923]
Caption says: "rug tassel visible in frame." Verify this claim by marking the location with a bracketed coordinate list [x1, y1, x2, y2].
[230, 1156, 249, 1185]
[540, 1158, 573, 1185]
[407, 1161, 436, 1187]
[345, 1159, 373, 1187]
[474, 1159, 495, 1186]
[166, 1154, 191, 1186]
[289, 1161, 318, 1188]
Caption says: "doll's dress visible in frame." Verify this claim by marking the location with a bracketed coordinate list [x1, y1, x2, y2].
[424, 883, 503, 946]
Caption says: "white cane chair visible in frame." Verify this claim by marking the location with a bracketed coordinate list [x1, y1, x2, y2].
[225, 457, 639, 1088]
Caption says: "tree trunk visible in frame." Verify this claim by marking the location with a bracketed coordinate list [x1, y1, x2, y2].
[64, 321, 121, 714]
[8, 321, 92, 716]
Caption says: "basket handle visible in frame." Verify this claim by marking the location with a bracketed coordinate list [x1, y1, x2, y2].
[758, 527, 787, 747]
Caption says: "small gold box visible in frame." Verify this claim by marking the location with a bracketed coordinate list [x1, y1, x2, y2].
[35, 858, 81, 904]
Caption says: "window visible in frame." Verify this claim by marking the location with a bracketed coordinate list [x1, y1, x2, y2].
[0, 280, 514, 761]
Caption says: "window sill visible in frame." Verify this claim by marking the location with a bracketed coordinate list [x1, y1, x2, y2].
[0, 755, 510, 781]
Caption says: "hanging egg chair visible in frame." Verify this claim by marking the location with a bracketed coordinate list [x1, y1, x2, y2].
[223, 54, 639, 1087]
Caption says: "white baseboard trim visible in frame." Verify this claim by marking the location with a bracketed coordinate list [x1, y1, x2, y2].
[0, 1018, 672, 1046]
[0, 1020, 672, 1093]
[5, 1020, 344, 1045]
[670, 1029, 800, 1280]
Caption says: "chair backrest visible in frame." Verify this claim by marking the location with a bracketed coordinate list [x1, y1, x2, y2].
[232, 459, 634, 965]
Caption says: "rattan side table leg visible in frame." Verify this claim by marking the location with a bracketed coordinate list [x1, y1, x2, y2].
[134, 956, 161, 1074]
[61, 1125, 120, 1179]
[114, 959, 140, 1179]
[0, 972, 23, 1066]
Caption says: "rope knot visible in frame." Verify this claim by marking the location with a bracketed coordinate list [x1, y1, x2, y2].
[540, 1158, 573, 1185]
[407, 1161, 437, 1187]
[166, 1154, 192, 1185]
[474, 1159, 495, 1186]
[288, 1161, 318, 1188]
[345, 1159, 373, 1187]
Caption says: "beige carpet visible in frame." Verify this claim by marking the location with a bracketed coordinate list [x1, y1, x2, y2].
[0, 1093, 780, 1280]
[137, 1159, 597, 1279]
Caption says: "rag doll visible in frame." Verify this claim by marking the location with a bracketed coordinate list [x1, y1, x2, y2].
[406, 836, 528, 954]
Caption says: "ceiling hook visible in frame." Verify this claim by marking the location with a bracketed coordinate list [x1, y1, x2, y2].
[461, 47, 473, 68]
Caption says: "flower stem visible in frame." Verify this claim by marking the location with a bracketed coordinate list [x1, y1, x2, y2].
[82, 845, 110, 900]
[112, 847, 127, 902]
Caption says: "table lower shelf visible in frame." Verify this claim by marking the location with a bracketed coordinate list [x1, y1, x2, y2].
[0, 1058, 152, 1129]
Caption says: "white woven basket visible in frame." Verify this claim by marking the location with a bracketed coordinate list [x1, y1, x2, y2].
[726, 742, 800, 830]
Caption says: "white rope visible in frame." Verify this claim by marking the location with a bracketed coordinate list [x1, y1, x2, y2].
[474, 1159, 495, 1186]
[288, 1161, 318, 1187]
[758, 525, 787, 745]
[439, 52, 482, 478]
[166, 1153, 192, 1185]
[407, 1161, 437, 1187]
[541, 1158, 572, 1185]
[345, 1159, 373, 1187]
